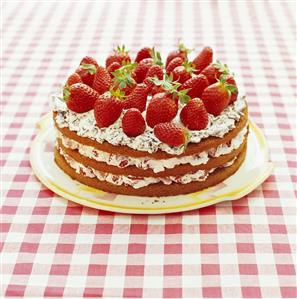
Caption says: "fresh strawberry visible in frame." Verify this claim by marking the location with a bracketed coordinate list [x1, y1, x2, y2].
[133, 58, 153, 83]
[172, 66, 191, 84]
[79, 56, 99, 69]
[151, 84, 165, 95]
[65, 73, 82, 86]
[165, 43, 190, 68]
[146, 92, 178, 128]
[133, 48, 162, 83]
[224, 74, 238, 103]
[123, 83, 149, 112]
[92, 66, 112, 94]
[154, 122, 189, 147]
[75, 56, 99, 87]
[135, 47, 152, 63]
[105, 45, 131, 68]
[180, 98, 209, 130]
[201, 77, 237, 116]
[107, 61, 121, 77]
[172, 61, 195, 84]
[144, 64, 163, 89]
[192, 46, 213, 74]
[166, 57, 184, 74]
[63, 83, 99, 113]
[122, 108, 146, 137]
[200, 62, 229, 84]
[76, 63, 97, 86]
[181, 74, 209, 98]
[94, 93, 123, 128]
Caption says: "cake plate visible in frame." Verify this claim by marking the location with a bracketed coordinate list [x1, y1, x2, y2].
[30, 113, 274, 214]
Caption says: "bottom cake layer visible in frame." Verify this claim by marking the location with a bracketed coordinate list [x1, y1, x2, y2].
[54, 144, 247, 197]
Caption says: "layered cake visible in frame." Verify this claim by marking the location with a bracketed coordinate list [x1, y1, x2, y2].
[52, 45, 248, 197]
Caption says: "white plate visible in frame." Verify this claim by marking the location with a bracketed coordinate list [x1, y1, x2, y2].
[30, 113, 274, 214]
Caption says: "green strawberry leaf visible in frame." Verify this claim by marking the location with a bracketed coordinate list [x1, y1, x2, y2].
[122, 62, 137, 70]
[110, 88, 126, 99]
[182, 60, 196, 74]
[112, 62, 136, 77]
[151, 47, 163, 66]
[63, 85, 70, 101]
[226, 83, 238, 94]
[147, 77, 162, 86]
[167, 73, 173, 82]
[214, 61, 229, 75]
[81, 63, 97, 75]
[116, 44, 129, 54]
[175, 89, 191, 104]
[112, 63, 137, 89]
[163, 81, 173, 91]
[119, 81, 127, 89]
[219, 76, 238, 95]
[149, 73, 189, 103]
[182, 127, 191, 149]
[178, 42, 193, 54]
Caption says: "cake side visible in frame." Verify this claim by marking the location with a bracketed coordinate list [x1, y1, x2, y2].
[54, 144, 247, 196]
[56, 135, 247, 177]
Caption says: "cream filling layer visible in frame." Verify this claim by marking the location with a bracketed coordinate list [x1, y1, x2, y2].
[57, 146, 238, 189]
[53, 93, 246, 155]
[56, 125, 247, 173]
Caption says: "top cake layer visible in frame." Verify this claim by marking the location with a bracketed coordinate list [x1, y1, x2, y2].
[53, 94, 247, 156]
[55, 45, 247, 159]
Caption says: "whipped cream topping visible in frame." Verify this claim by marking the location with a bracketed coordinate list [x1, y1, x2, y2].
[57, 146, 238, 189]
[57, 125, 248, 173]
[52, 93, 246, 155]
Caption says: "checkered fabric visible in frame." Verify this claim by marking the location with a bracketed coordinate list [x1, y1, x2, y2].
[1, 1, 296, 298]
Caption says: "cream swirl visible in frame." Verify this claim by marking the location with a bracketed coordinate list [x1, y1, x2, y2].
[57, 125, 247, 173]
[57, 146, 238, 189]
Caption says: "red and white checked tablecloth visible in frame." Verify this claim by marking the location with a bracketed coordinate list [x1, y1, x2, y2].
[1, 1, 296, 298]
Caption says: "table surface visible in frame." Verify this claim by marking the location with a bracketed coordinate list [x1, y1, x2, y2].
[1, 1, 296, 298]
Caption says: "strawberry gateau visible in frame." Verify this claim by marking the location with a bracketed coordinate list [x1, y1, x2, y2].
[52, 45, 248, 197]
